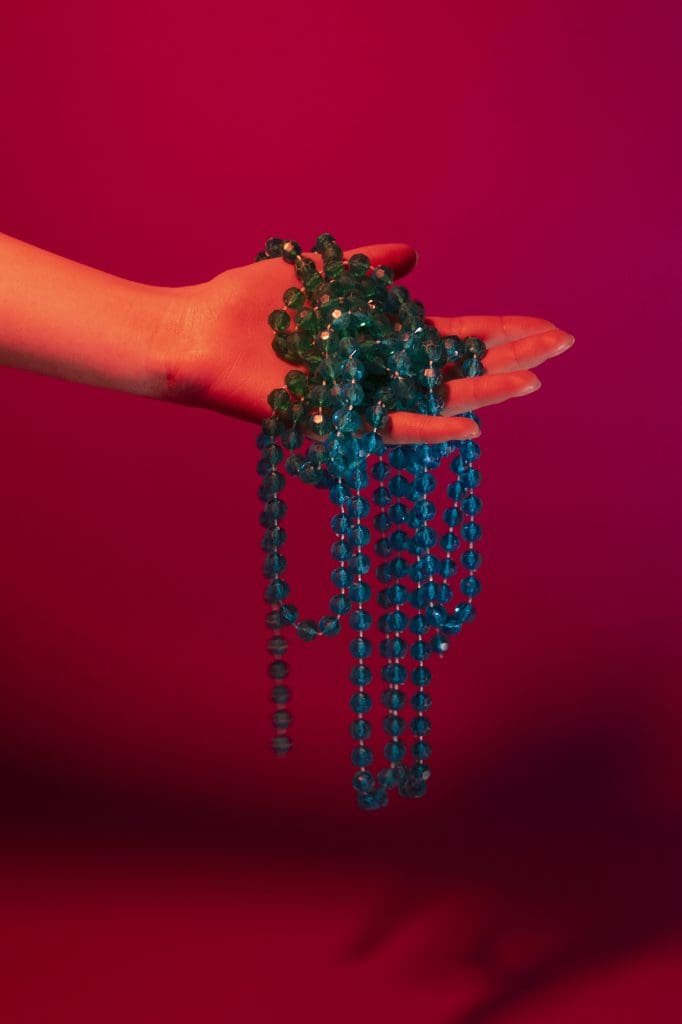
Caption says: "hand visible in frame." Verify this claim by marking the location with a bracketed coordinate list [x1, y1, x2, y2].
[162, 242, 575, 443]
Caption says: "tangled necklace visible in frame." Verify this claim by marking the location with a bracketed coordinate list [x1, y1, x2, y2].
[255, 233, 485, 811]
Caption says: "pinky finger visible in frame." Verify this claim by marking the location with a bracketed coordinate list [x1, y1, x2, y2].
[382, 411, 480, 446]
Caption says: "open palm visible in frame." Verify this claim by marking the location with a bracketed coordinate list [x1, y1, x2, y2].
[166, 242, 574, 444]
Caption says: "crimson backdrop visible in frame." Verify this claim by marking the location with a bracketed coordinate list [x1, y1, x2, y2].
[1, 1, 680, 1021]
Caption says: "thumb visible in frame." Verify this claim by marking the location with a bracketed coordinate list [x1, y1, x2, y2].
[305, 241, 418, 281]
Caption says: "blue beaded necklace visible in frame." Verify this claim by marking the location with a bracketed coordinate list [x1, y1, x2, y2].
[256, 234, 484, 811]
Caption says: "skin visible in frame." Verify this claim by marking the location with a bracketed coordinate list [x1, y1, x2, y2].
[0, 233, 575, 441]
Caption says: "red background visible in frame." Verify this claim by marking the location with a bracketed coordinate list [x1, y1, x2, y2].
[1, 1, 680, 1021]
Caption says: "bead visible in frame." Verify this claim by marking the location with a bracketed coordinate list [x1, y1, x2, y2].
[351, 719, 372, 740]
[267, 635, 288, 656]
[461, 549, 482, 570]
[351, 745, 374, 767]
[352, 770, 374, 793]
[349, 608, 372, 631]
[296, 619, 319, 641]
[461, 494, 482, 516]
[461, 522, 482, 542]
[268, 310, 291, 333]
[383, 714, 405, 736]
[410, 692, 432, 711]
[350, 692, 372, 713]
[350, 636, 372, 658]
[379, 636, 406, 658]
[381, 663, 407, 685]
[460, 575, 481, 597]
[384, 740, 406, 762]
[272, 709, 292, 729]
[377, 765, 407, 789]
[330, 593, 352, 615]
[350, 663, 372, 686]
[319, 614, 341, 636]
[271, 684, 291, 704]
[271, 735, 292, 755]
[381, 689, 406, 710]
[411, 716, 432, 736]
[412, 665, 432, 686]
[268, 659, 289, 679]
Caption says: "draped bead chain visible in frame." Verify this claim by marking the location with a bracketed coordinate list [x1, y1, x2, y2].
[255, 234, 485, 810]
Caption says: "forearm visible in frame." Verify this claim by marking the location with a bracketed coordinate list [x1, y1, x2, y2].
[0, 231, 183, 399]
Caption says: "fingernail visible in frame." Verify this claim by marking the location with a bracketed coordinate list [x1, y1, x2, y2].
[557, 334, 575, 352]
[463, 426, 481, 438]
[518, 378, 542, 395]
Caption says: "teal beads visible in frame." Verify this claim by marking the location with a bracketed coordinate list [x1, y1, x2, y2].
[256, 233, 485, 810]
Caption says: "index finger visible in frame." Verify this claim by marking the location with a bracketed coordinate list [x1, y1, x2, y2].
[425, 314, 557, 348]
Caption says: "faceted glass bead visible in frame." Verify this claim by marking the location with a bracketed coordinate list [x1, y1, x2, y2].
[381, 690, 406, 710]
[283, 286, 306, 311]
[453, 603, 476, 623]
[460, 575, 482, 597]
[349, 581, 371, 602]
[296, 619, 319, 641]
[440, 532, 460, 552]
[331, 567, 351, 588]
[384, 740, 406, 762]
[380, 636, 406, 658]
[285, 370, 309, 397]
[348, 553, 370, 574]
[411, 692, 432, 712]
[349, 608, 372, 631]
[272, 709, 292, 729]
[280, 603, 299, 624]
[263, 552, 286, 577]
[267, 635, 288, 656]
[265, 579, 289, 603]
[350, 663, 372, 686]
[459, 440, 481, 461]
[377, 765, 407, 789]
[350, 692, 372, 713]
[319, 615, 341, 636]
[462, 522, 482, 542]
[398, 777, 427, 799]
[443, 506, 461, 528]
[271, 735, 292, 754]
[348, 253, 371, 278]
[268, 309, 291, 333]
[350, 636, 372, 658]
[282, 240, 302, 263]
[411, 716, 432, 736]
[260, 499, 286, 527]
[383, 714, 405, 736]
[351, 745, 374, 767]
[412, 741, 432, 760]
[358, 789, 389, 811]
[462, 549, 482, 570]
[271, 684, 291, 704]
[268, 659, 289, 679]
[412, 665, 432, 686]
[351, 719, 372, 740]
[382, 663, 407, 685]
[330, 593, 352, 615]
[352, 770, 374, 793]
[410, 640, 430, 661]
[461, 494, 482, 516]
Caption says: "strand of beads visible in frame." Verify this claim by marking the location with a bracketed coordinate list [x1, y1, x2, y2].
[254, 233, 486, 809]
